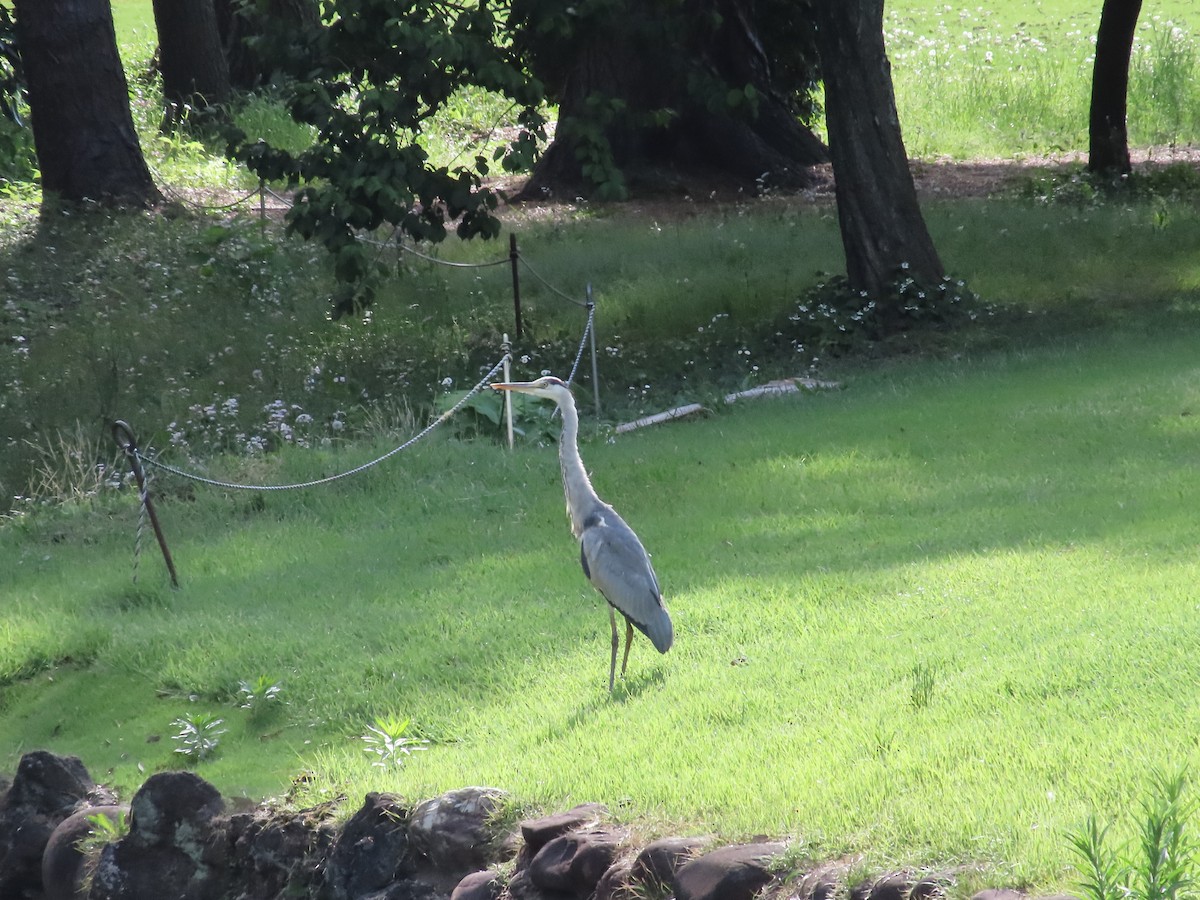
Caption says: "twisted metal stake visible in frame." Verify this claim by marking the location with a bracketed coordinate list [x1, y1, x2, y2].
[113, 420, 180, 588]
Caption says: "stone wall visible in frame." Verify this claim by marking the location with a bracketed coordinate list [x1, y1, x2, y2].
[0, 750, 1051, 900]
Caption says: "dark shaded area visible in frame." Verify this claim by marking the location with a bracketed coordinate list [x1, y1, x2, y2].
[514, 0, 827, 200]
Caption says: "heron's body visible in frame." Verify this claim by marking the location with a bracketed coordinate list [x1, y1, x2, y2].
[492, 376, 673, 690]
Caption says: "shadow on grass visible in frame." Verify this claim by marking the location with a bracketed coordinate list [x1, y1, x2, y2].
[538, 666, 670, 740]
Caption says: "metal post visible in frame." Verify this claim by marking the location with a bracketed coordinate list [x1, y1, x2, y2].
[259, 178, 266, 231]
[502, 334, 514, 450]
[509, 233, 523, 341]
[112, 421, 180, 589]
[586, 284, 601, 418]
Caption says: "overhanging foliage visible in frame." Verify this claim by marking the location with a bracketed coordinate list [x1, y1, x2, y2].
[229, 0, 546, 312]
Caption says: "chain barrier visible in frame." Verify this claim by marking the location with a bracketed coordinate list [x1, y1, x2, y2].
[392, 238, 510, 269]
[133, 477, 147, 584]
[134, 354, 511, 492]
[115, 299, 597, 585]
[112, 174, 607, 585]
[517, 255, 589, 308]
[565, 302, 595, 387]
[148, 164, 273, 214]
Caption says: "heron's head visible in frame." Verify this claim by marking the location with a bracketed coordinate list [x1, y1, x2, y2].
[491, 375, 573, 404]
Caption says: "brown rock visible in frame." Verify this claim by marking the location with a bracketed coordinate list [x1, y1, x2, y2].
[507, 867, 573, 900]
[518, 804, 606, 855]
[790, 866, 841, 900]
[41, 805, 126, 900]
[323, 792, 416, 900]
[227, 802, 339, 899]
[674, 842, 785, 900]
[528, 826, 625, 894]
[630, 836, 712, 888]
[593, 858, 634, 900]
[0, 751, 114, 899]
[451, 868, 504, 900]
[910, 871, 957, 900]
[856, 873, 910, 900]
[409, 787, 509, 873]
[88, 772, 229, 900]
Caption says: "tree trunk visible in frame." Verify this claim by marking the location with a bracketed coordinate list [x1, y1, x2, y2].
[14, 0, 162, 207]
[1088, 0, 1143, 176]
[214, 0, 319, 91]
[151, 0, 231, 119]
[518, 0, 827, 200]
[811, 0, 943, 306]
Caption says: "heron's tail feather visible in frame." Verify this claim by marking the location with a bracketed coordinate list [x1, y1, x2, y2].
[636, 605, 673, 654]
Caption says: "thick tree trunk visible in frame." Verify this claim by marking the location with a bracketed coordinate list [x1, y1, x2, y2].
[152, 0, 231, 118]
[519, 0, 826, 200]
[214, 0, 319, 91]
[1088, 0, 1143, 176]
[812, 0, 943, 306]
[14, 0, 162, 207]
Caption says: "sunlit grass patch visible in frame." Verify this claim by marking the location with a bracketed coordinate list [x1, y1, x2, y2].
[887, 5, 1199, 159]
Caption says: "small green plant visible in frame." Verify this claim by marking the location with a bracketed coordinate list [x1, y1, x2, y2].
[1068, 768, 1197, 900]
[1069, 816, 1124, 900]
[77, 809, 129, 896]
[171, 712, 227, 762]
[437, 383, 559, 444]
[909, 661, 938, 710]
[361, 715, 428, 768]
[237, 675, 283, 712]
[1131, 769, 1195, 900]
[81, 809, 129, 853]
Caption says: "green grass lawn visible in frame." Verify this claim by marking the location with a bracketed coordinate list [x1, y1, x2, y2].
[3, 1, 1200, 895]
[887, 0, 1198, 157]
[5, 320, 1200, 891]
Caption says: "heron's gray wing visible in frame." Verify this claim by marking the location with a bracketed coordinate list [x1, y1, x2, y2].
[579, 509, 673, 653]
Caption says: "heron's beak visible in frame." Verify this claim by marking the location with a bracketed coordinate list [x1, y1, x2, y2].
[491, 382, 532, 393]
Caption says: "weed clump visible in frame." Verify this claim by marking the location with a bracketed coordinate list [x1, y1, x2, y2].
[779, 268, 993, 358]
[1069, 769, 1197, 900]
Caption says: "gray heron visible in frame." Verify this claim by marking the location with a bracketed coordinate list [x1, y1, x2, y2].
[492, 376, 673, 691]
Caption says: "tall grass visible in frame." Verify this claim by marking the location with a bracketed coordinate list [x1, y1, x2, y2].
[5, 196, 1200, 507]
[887, 6, 1199, 159]
[1128, 18, 1200, 145]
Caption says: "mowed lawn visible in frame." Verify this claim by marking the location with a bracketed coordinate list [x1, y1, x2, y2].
[4, 323, 1200, 888]
[3, 0, 1199, 892]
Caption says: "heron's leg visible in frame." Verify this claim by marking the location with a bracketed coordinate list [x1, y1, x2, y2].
[620, 620, 634, 678]
[608, 606, 619, 693]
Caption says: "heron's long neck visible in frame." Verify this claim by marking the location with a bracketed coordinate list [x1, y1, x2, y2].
[557, 393, 601, 537]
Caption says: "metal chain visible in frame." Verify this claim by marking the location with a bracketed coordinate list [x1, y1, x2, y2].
[393, 239, 510, 269]
[565, 302, 594, 387]
[137, 354, 510, 492]
[147, 163, 266, 212]
[133, 479, 147, 584]
[517, 255, 589, 307]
